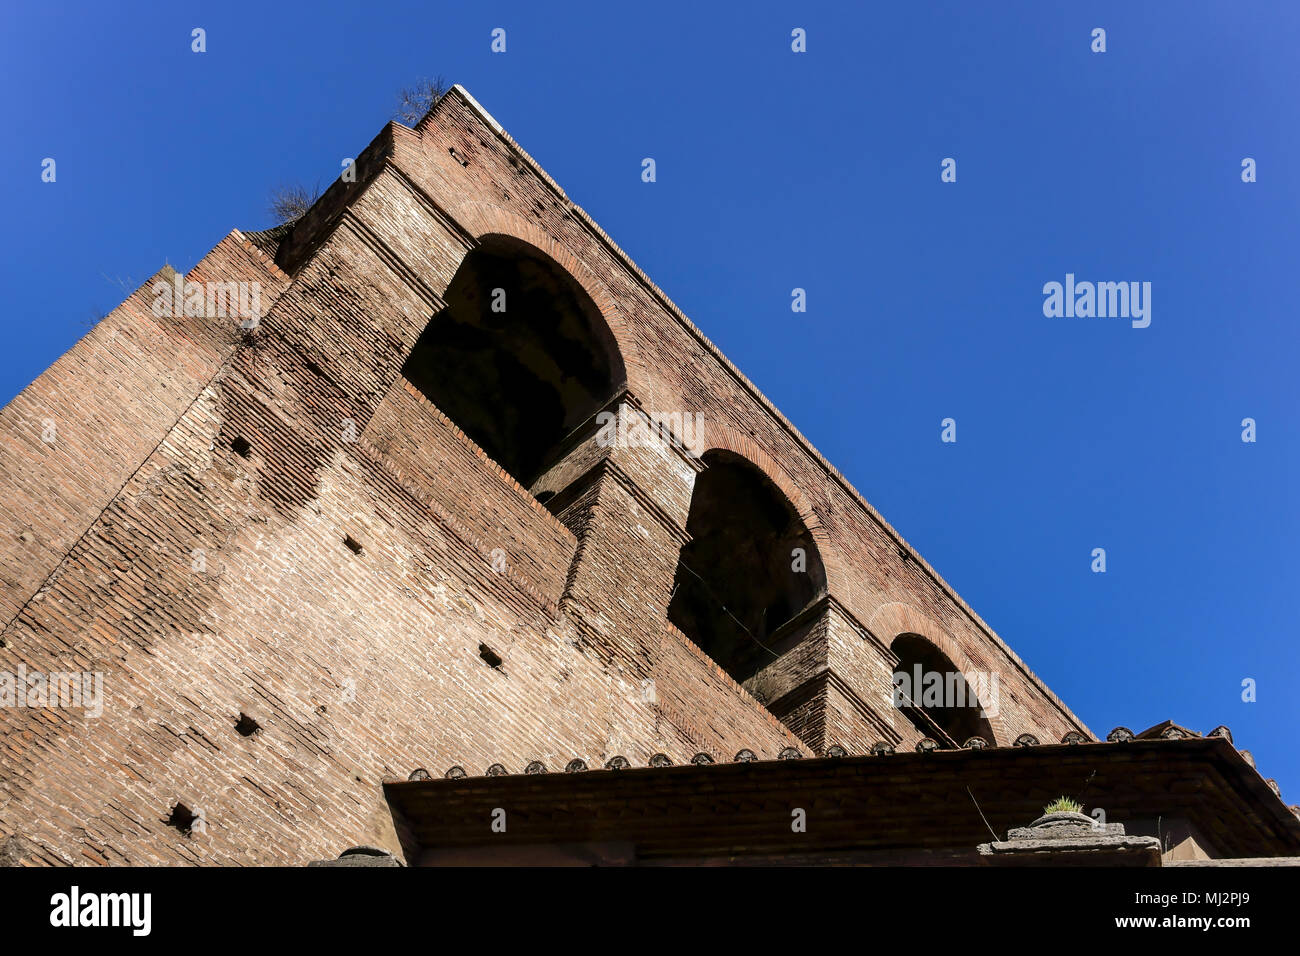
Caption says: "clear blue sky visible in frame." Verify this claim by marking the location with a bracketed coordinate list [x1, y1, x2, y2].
[3, 2, 1297, 796]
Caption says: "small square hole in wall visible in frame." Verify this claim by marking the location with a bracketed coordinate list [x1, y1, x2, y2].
[478, 644, 503, 670]
[231, 436, 252, 458]
[166, 802, 196, 835]
[343, 535, 364, 555]
[234, 713, 261, 737]
[449, 147, 469, 168]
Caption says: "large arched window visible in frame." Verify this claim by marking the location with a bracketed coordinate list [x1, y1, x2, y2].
[403, 238, 624, 494]
[667, 450, 826, 685]
[890, 634, 995, 747]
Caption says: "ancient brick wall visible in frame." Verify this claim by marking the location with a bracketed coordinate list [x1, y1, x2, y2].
[0, 87, 1086, 866]
[386, 90, 1086, 742]
[0, 237, 288, 626]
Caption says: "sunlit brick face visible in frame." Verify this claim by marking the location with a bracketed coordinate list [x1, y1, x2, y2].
[403, 238, 623, 491]
[667, 450, 825, 684]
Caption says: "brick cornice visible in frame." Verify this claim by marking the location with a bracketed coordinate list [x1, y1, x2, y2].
[336, 211, 444, 311]
[593, 458, 691, 548]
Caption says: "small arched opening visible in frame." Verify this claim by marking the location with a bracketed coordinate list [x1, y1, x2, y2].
[890, 633, 996, 747]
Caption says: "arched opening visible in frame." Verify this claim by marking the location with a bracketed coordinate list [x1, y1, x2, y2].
[403, 238, 624, 493]
[667, 450, 826, 686]
[890, 634, 996, 747]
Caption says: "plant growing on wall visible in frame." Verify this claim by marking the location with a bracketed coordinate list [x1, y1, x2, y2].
[267, 182, 322, 225]
[394, 75, 449, 125]
[1042, 796, 1084, 814]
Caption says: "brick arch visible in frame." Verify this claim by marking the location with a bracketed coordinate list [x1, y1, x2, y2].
[444, 200, 643, 393]
[866, 602, 1010, 746]
[692, 421, 846, 599]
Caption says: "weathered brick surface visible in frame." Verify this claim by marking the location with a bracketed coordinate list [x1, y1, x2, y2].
[363, 378, 577, 604]
[0, 236, 288, 626]
[0, 87, 1088, 866]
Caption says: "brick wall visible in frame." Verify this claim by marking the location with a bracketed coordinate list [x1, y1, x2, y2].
[0, 236, 288, 626]
[0, 87, 1087, 866]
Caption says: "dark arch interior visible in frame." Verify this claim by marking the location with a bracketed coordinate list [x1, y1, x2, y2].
[667, 450, 826, 686]
[891, 633, 995, 747]
[403, 240, 623, 490]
